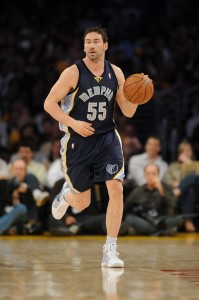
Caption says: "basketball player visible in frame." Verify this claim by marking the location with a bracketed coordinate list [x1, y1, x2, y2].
[44, 26, 139, 268]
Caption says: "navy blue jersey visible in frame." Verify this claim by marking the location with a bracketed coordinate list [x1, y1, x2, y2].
[59, 59, 118, 135]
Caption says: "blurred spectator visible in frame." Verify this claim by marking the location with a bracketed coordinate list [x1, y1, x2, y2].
[36, 120, 63, 167]
[0, 120, 8, 148]
[123, 163, 183, 236]
[5, 101, 34, 149]
[127, 135, 168, 186]
[172, 174, 199, 232]
[186, 100, 199, 140]
[120, 123, 143, 176]
[45, 139, 64, 189]
[122, 136, 141, 175]
[190, 125, 199, 160]
[0, 182, 27, 235]
[0, 159, 40, 235]
[10, 139, 47, 187]
[10, 158, 50, 208]
[9, 159, 39, 220]
[187, 102, 199, 159]
[0, 145, 10, 163]
[0, 157, 9, 179]
[165, 141, 199, 232]
[165, 141, 199, 187]
[39, 117, 58, 144]
[19, 122, 41, 148]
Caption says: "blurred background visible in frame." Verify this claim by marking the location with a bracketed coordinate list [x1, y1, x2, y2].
[0, 0, 199, 163]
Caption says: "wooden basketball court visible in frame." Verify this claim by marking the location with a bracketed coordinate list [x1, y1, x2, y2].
[0, 234, 199, 299]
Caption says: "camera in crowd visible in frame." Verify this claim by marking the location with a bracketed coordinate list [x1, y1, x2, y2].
[7, 177, 21, 194]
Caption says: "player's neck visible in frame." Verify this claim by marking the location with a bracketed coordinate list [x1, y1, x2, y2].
[83, 57, 105, 76]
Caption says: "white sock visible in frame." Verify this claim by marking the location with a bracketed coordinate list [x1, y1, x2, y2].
[106, 236, 117, 246]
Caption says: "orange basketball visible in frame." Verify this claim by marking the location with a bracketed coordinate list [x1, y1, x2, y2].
[123, 73, 154, 105]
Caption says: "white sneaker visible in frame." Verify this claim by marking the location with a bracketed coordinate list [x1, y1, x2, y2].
[52, 182, 70, 220]
[101, 243, 124, 268]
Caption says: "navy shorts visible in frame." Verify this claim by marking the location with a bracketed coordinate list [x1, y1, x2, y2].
[60, 130, 124, 193]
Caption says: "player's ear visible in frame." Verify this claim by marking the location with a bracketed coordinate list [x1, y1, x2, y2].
[104, 42, 108, 51]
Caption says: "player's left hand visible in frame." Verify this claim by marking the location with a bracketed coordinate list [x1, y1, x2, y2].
[71, 119, 95, 137]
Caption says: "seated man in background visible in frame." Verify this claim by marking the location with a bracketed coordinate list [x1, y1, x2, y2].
[124, 135, 168, 199]
[173, 174, 199, 232]
[123, 163, 183, 236]
[165, 141, 199, 232]
[10, 140, 50, 206]
[126, 135, 168, 187]
[0, 179, 27, 235]
[11, 139, 47, 188]
[0, 159, 41, 235]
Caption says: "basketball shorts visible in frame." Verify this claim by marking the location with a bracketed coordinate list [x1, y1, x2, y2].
[60, 130, 124, 193]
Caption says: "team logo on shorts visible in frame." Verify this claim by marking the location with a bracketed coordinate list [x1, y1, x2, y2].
[106, 164, 118, 175]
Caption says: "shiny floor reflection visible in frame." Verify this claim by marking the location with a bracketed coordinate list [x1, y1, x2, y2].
[0, 234, 199, 300]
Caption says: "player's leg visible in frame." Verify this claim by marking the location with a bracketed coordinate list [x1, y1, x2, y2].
[101, 179, 124, 268]
[93, 130, 124, 267]
[106, 179, 123, 238]
[52, 188, 91, 220]
[52, 133, 92, 220]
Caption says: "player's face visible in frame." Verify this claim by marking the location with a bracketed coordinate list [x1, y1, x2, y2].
[84, 32, 108, 61]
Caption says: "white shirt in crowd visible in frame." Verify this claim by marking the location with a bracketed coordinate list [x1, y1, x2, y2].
[127, 153, 168, 186]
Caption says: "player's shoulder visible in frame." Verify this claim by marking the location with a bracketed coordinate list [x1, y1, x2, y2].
[110, 63, 124, 83]
[59, 64, 79, 88]
[61, 63, 79, 78]
[110, 63, 123, 75]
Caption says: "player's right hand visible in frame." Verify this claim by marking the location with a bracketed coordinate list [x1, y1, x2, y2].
[71, 120, 95, 137]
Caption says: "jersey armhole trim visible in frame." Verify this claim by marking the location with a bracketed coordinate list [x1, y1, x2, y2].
[106, 60, 119, 90]
[67, 62, 80, 95]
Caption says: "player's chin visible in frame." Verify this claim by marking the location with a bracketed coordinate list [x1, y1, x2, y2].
[88, 53, 97, 60]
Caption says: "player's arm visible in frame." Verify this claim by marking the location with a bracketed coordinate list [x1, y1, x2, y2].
[112, 65, 138, 118]
[44, 65, 95, 137]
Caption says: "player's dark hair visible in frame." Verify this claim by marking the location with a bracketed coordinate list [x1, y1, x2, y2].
[83, 26, 108, 43]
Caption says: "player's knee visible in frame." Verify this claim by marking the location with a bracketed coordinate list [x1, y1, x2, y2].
[109, 181, 123, 197]
[75, 198, 91, 210]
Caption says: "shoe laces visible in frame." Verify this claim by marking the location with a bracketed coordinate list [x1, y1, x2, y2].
[107, 250, 120, 260]
[103, 243, 117, 252]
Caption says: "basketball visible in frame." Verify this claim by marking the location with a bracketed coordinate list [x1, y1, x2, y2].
[123, 73, 154, 105]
